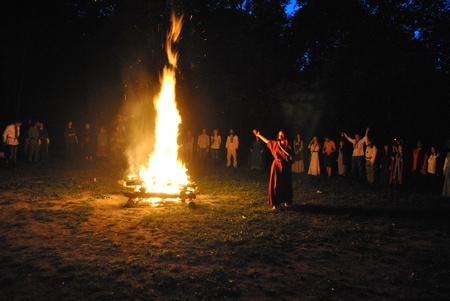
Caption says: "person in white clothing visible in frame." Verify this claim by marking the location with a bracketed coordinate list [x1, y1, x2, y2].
[342, 127, 370, 180]
[2, 120, 22, 164]
[365, 138, 377, 184]
[426, 146, 439, 175]
[210, 129, 222, 166]
[426, 146, 441, 193]
[225, 129, 239, 168]
[307, 136, 321, 176]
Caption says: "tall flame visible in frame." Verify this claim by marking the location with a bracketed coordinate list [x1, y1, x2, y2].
[137, 12, 188, 195]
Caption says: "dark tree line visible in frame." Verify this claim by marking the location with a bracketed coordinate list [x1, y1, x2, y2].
[1, 0, 448, 146]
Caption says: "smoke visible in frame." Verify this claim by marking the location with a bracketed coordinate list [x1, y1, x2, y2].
[121, 75, 158, 176]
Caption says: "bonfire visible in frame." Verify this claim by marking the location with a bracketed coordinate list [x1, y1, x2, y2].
[119, 12, 197, 207]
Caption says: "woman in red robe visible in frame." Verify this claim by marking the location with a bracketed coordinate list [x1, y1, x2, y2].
[253, 129, 294, 209]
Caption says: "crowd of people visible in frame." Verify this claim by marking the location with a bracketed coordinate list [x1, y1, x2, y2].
[179, 127, 450, 209]
[1, 117, 123, 167]
[1, 120, 51, 165]
[60, 121, 113, 162]
[3, 120, 450, 203]
[283, 127, 450, 198]
[249, 128, 449, 210]
[179, 128, 241, 170]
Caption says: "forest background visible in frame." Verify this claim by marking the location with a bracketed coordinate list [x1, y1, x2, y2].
[1, 0, 449, 150]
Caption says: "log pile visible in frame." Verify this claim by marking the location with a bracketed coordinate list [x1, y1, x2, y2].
[119, 180, 198, 208]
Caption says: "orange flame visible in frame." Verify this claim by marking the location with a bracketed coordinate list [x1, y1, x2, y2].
[134, 12, 189, 198]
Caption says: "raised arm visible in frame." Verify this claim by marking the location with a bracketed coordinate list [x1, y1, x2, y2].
[341, 132, 354, 144]
[252, 129, 268, 144]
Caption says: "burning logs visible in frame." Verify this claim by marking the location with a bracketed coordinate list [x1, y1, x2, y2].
[122, 190, 196, 201]
[118, 179, 143, 187]
[120, 181, 198, 208]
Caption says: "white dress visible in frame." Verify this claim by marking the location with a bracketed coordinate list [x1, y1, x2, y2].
[308, 143, 321, 176]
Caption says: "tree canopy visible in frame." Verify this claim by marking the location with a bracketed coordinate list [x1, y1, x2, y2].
[1, 0, 448, 145]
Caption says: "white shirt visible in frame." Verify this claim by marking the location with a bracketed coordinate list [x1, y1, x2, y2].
[365, 145, 377, 164]
[226, 135, 239, 150]
[2, 124, 20, 146]
[211, 135, 221, 149]
[346, 135, 368, 157]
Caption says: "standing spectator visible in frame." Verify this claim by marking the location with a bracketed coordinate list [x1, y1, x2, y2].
[292, 133, 305, 173]
[250, 135, 265, 170]
[365, 138, 377, 184]
[197, 128, 210, 166]
[410, 140, 428, 192]
[2, 120, 22, 165]
[225, 129, 239, 168]
[435, 145, 446, 192]
[38, 122, 50, 162]
[342, 127, 370, 180]
[426, 146, 439, 174]
[390, 144, 405, 189]
[81, 123, 95, 161]
[307, 136, 321, 176]
[210, 129, 222, 166]
[443, 143, 450, 198]
[379, 144, 393, 188]
[183, 130, 194, 167]
[337, 139, 350, 176]
[253, 129, 293, 210]
[322, 135, 336, 177]
[63, 121, 78, 160]
[96, 126, 108, 158]
[27, 121, 41, 163]
[111, 115, 126, 161]
[426, 146, 441, 193]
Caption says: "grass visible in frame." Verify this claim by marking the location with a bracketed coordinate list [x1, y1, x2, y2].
[0, 157, 449, 300]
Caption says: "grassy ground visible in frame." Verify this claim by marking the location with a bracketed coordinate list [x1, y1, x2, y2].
[0, 157, 449, 300]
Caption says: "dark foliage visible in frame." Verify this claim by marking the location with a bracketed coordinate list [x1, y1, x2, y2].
[1, 0, 448, 147]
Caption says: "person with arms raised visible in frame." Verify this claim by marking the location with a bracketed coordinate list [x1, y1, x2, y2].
[253, 129, 294, 210]
[342, 127, 370, 180]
